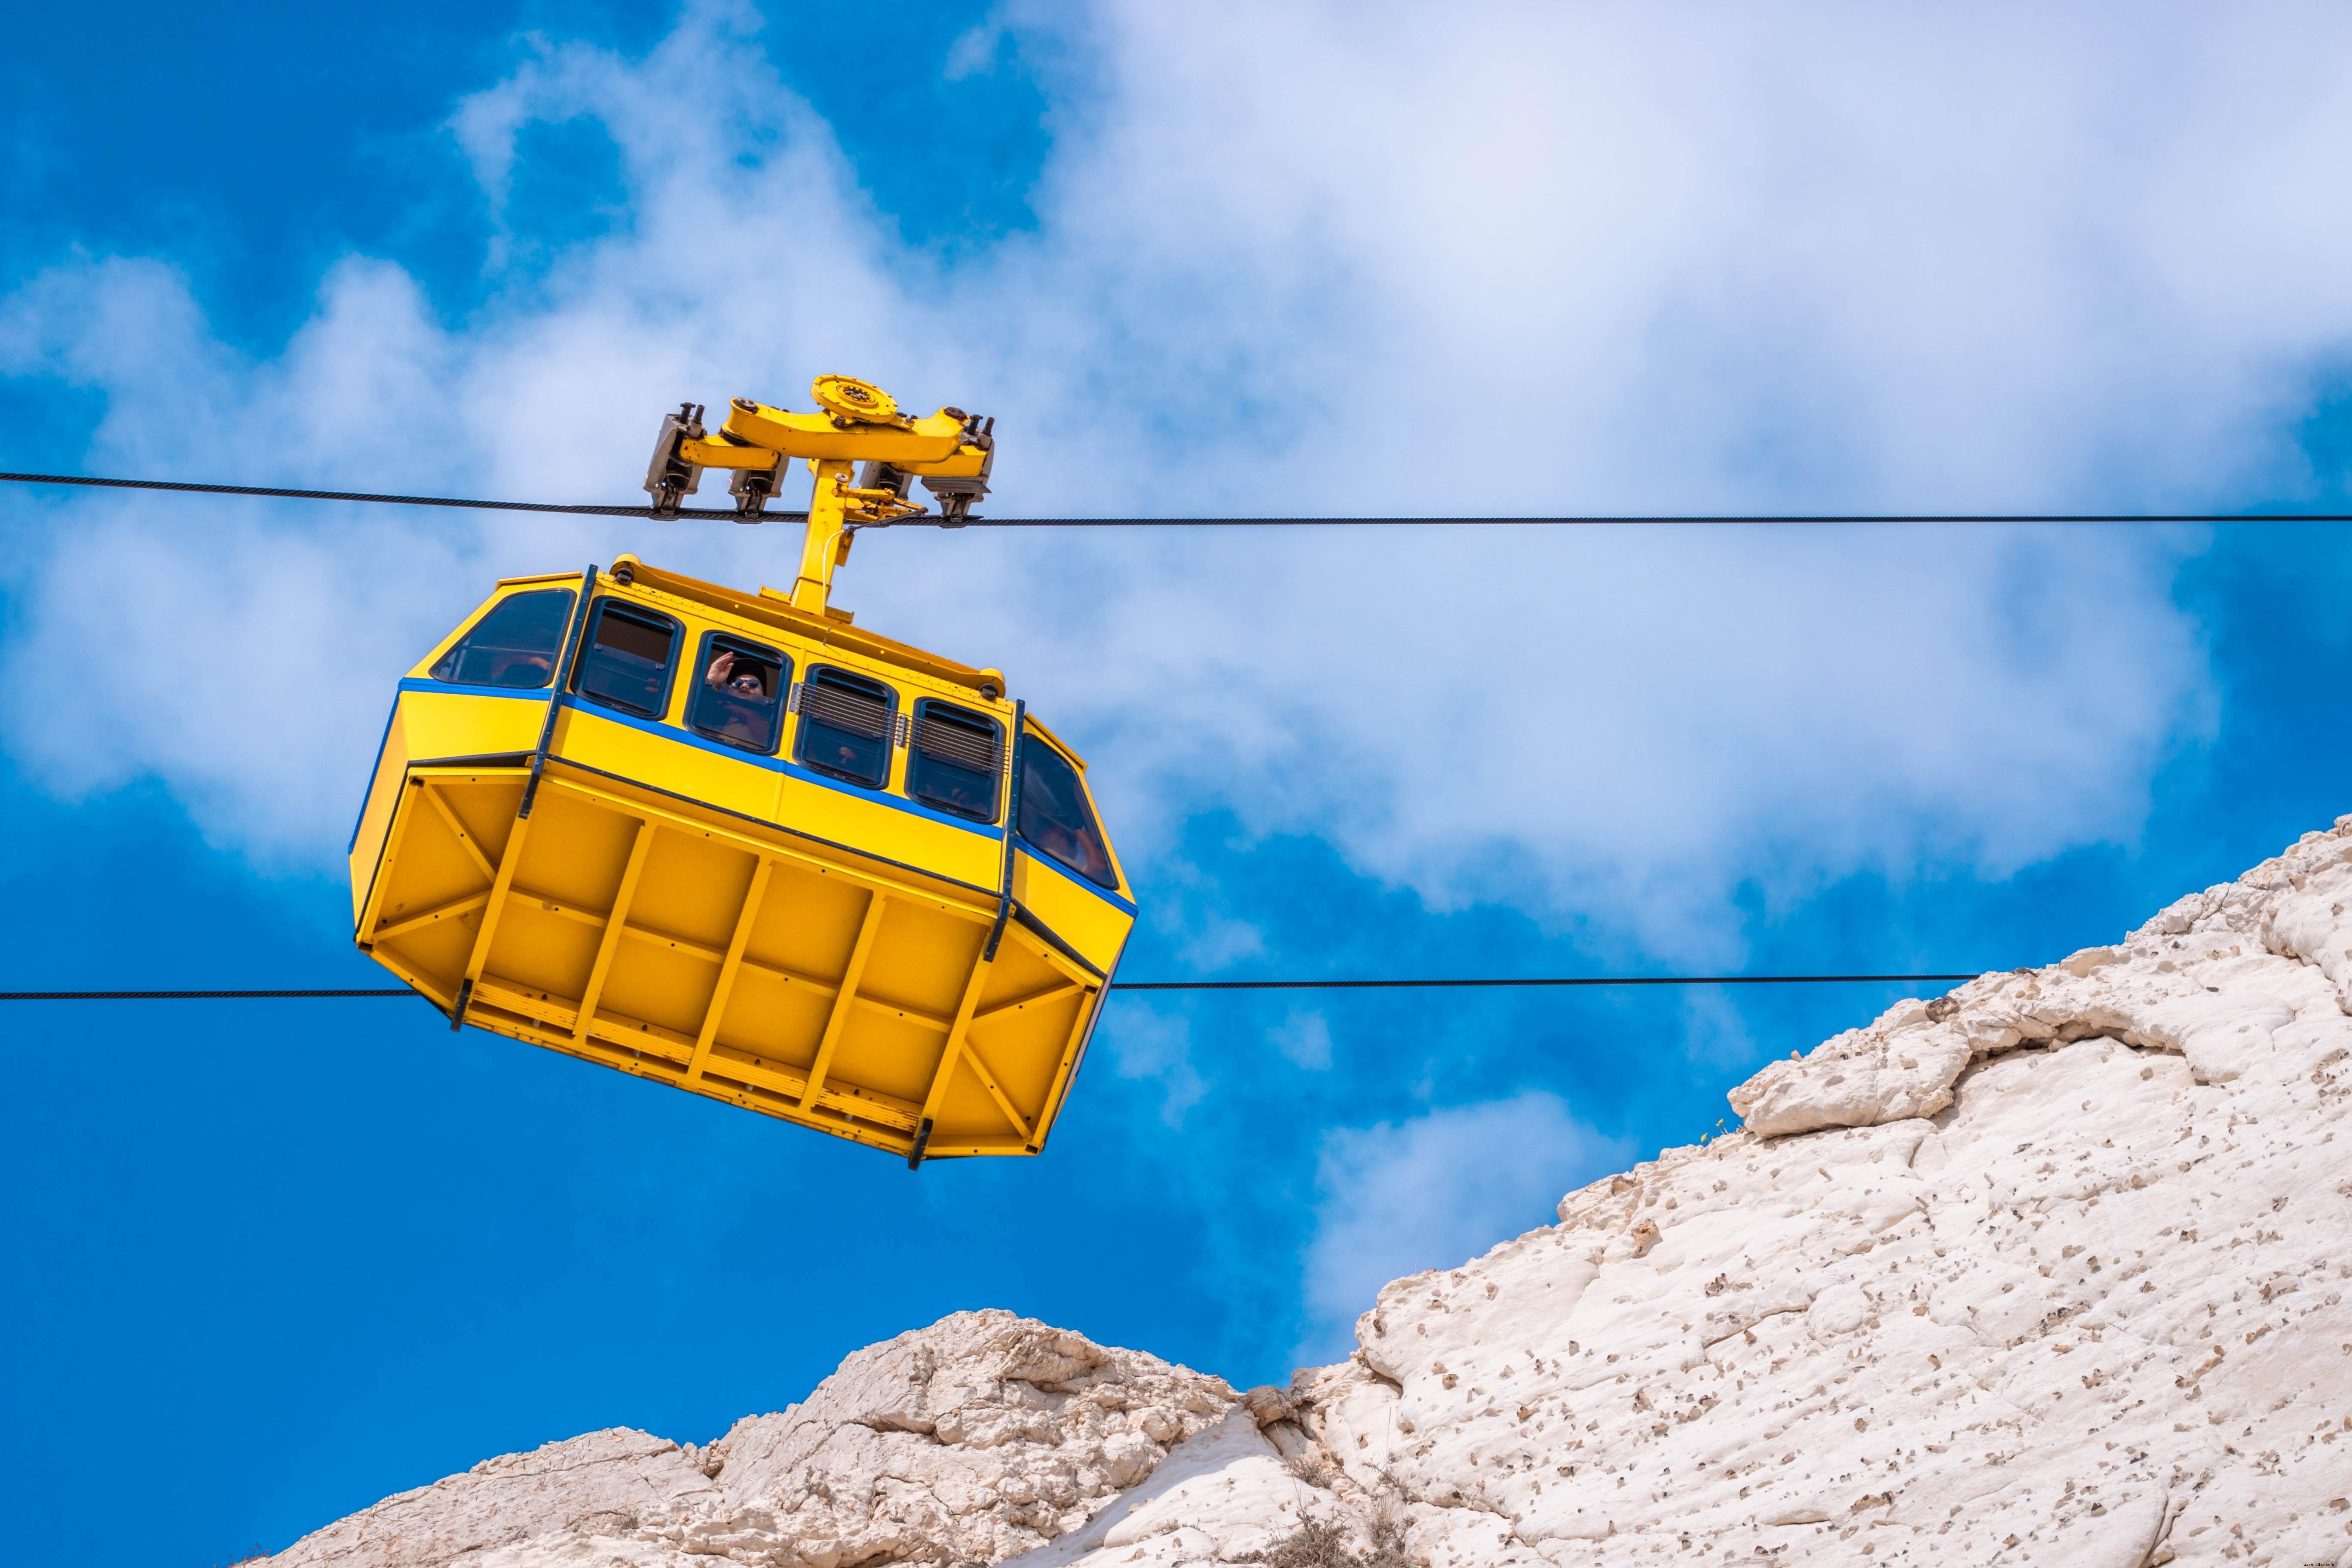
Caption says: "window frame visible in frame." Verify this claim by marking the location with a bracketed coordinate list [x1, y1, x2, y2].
[427, 587, 577, 690]
[569, 596, 684, 720]
[684, 630, 791, 756]
[791, 663, 899, 791]
[906, 696, 1004, 824]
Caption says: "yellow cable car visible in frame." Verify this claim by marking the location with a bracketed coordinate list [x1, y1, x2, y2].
[346, 378, 1134, 1165]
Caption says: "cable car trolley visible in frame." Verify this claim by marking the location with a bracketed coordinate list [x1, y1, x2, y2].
[346, 377, 1133, 1166]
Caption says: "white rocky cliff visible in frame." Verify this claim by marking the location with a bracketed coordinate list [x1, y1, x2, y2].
[263, 819, 2352, 1568]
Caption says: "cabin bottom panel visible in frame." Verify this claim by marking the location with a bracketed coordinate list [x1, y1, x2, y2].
[355, 763, 1102, 1160]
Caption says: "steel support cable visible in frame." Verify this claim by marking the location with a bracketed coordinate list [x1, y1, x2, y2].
[0, 973, 1984, 1001]
[0, 989, 420, 1000]
[0, 470, 768, 521]
[4, 471, 2350, 525]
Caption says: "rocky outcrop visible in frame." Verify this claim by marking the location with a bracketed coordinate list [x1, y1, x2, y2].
[269, 1313, 1240, 1568]
[265, 818, 2352, 1568]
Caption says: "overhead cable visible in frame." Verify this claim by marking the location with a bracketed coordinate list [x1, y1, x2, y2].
[3, 471, 2347, 526]
[0, 470, 769, 521]
[0, 973, 1984, 1002]
[1108, 973, 1983, 990]
[0, 988, 418, 1000]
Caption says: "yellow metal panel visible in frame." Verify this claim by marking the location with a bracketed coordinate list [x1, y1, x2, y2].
[1011, 849, 1135, 975]
[572, 819, 655, 1043]
[686, 858, 772, 1083]
[398, 689, 546, 763]
[349, 706, 412, 926]
[800, 891, 887, 1108]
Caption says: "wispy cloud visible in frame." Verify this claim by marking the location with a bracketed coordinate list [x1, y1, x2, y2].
[1105, 1006, 1208, 1127]
[13, 1, 2349, 934]
[1271, 1009, 1333, 1072]
[1299, 1091, 1629, 1361]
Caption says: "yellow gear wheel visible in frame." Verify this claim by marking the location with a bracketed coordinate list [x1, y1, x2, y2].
[811, 374, 907, 426]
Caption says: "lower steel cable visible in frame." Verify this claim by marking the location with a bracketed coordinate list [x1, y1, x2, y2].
[0, 974, 1984, 1001]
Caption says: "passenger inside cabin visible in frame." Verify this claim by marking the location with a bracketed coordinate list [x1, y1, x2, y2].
[1018, 754, 1114, 885]
[693, 647, 783, 750]
[931, 773, 991, 818]
[705, 649, 768, 699]
[494, 651, 553, 686]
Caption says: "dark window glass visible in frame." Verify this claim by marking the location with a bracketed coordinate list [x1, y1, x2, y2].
[908, 699, 1001, 822]
[429, 589, 575, 689]
[574, 600, 680, 718]
[1017, 734, 1117, 888]
[794, 666, 894, 788]
[688, 634, 787, 754]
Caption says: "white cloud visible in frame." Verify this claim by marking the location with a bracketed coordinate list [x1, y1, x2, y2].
[1271, 1010, 1333, 1072]
[12, 1, 2352, 933]
[1105, 1007, 1207, 1127]
[1300, 1092, 1628, 1358]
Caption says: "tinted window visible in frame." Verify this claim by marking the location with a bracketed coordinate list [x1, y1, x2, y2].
[1017, 735, 1117, 888]
[794, 666, 894, 788]
[575, 600, 680, 718]
[429, 589, 575, 689]
[688, 634, 787, 754]
[908, 699, 1001, 822]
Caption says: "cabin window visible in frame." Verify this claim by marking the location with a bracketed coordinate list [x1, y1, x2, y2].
[908, 699, 1002, 822]
[574, 600, 680, 718]
[688, 633, 788, 754]
[793, 666, 894, 788]
[1017, 734, 1118, 888]
[429, 588, 575, 689]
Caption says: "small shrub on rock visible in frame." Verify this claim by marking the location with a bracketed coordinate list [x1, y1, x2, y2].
[1240, 1515, 1412, 1568]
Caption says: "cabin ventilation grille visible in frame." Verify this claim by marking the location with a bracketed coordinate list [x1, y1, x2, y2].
[797, 680, 890, 740]
[915, 710, 1000, 772]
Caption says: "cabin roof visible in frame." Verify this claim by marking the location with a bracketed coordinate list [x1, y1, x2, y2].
[500, 554, 1002, 698]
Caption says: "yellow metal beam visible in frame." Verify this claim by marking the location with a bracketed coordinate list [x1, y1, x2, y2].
[958, 1034, 1032, 1142]
[536, 774, 994, 926]
[969, 981, 1082, 1031]
[1029, 988, 1102, 1153]
[420, 784, 497, 885]
[455, 815, 533, 1026]
[847, 993, 951, 1034]
[513, 881, 953, 1033]
[921, 1135, 1037, 1158]
[471, 976, 925, 1134]
[686, 858, 772, 1084]
[372, 888, 492, 947]
[475, 977, 688, 1061]
[356, 778, 426, 945]
[572, 818, 656, 1044]
[798, 892, 886, 1108]
[714, 396, 982, 468]
[790, 461, 855, 612]
[364, 945, 454, 1011]
[916, 952, 995, 1133]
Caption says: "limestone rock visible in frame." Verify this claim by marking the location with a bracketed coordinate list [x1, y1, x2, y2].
[263, 817, 2352, 1568]
[265, 1311, 1237, 1568]
[1726, 814, 2352, 1132]
[261, 1429, 720, 1568]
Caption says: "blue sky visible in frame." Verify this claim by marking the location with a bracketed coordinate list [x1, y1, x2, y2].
[3, 5, 2350, 1565]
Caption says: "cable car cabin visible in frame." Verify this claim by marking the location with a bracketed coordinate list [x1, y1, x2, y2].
[347, 556, 1133, 1164]
[345, 379, 1133, 1165]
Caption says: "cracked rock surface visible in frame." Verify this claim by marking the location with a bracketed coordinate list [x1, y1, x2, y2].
[266, 818, 2352, 1568]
